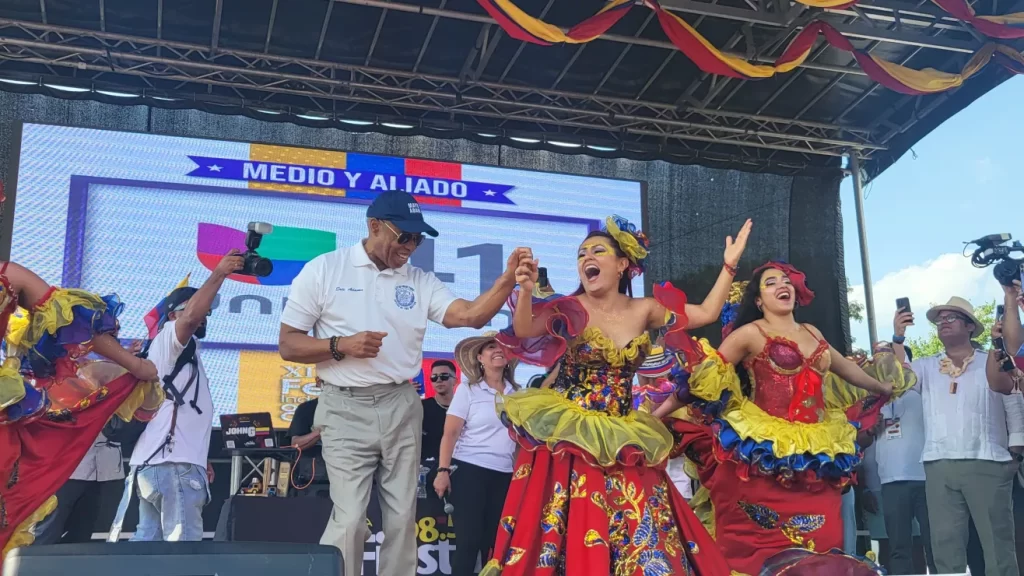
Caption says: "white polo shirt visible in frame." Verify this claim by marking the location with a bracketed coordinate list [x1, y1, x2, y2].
[280, 242, 458, 388]
[448, 380, 518, 473]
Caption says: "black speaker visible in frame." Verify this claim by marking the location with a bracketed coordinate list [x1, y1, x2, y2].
[3, 542, 342, 576]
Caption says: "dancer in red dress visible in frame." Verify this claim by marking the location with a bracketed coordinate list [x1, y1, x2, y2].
[480, 215, 751, 576]
[654, 262, 912, 575]
[0, 261, 159, 559]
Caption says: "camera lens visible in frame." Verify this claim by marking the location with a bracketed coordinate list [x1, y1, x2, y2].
[994, 260, 1020, 287]
[252, 257, 273, 277]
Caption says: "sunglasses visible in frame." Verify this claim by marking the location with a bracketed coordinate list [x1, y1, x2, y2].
[430, 373, 454, 383]
[933, 314, 966, 325]
[381, 220, 424, 247]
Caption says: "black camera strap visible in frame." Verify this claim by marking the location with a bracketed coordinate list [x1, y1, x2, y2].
[141, 337, 200, 468]
[109, 336, 202, 542]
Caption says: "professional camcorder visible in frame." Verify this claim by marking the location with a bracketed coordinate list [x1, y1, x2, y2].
[239, 221, 274, 277]
[966, 233, 1024, 287]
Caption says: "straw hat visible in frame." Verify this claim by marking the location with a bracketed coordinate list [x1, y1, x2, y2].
[637, 346, 674, 378]
[926, 297, 984, 338]
[454, 331, 519, 385]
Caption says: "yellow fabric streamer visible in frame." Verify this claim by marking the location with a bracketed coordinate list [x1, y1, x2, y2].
[490, 0, 630, 44]
[870, 43, 1024, 93]
[497, 387, 675, 467]
[792, 0, 858, 6]
[659, 10, 804, 77]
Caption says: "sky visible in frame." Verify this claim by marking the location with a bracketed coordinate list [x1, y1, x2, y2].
[842, 76, 1023, 346]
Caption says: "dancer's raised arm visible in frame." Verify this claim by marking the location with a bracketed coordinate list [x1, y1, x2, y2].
[510, 252, 550, 338]
[688, 219, 752, 328]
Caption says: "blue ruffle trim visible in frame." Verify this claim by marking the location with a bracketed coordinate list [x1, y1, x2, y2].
[692, 391, 862, 483]
[24, 294, 123, 378]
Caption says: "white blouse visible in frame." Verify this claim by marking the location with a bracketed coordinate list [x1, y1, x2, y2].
[447, 379, 518, 473]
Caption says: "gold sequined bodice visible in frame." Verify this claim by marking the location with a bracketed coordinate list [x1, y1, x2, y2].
[550, 327, 650, 417]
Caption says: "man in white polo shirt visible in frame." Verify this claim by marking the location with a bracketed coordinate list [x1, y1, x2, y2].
[279, 190, 529, 576]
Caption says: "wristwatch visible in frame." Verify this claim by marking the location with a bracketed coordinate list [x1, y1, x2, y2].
[892, 334, 906, 344]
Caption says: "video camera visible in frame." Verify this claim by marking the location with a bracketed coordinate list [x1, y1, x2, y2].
[966, 233, 1024, 287]
[239, 222, 274, 278]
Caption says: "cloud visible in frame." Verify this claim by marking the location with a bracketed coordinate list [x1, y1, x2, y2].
[848, 253, 1005, 344]
[974, 157, 1001, 185]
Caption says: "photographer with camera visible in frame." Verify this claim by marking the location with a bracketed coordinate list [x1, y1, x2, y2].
[117, 251, 243, 542]
[989, 281, 1024, 395]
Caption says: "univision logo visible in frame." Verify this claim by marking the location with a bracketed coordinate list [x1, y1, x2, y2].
[196, 223, 336, 285]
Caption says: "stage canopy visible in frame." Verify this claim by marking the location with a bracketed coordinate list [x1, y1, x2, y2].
[0, 0, 1022, 178]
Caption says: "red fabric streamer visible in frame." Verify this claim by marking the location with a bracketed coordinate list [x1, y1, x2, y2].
[932, 0, 1024, 39]
[473, 0, 632, 45]
[653, 8, 747, 79]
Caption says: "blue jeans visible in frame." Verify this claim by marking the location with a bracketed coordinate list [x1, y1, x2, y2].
[130, 463, 208, 542]
[842, 487, 857, 555]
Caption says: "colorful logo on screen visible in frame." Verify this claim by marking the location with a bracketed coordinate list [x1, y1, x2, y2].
[196, 223, 335, 285]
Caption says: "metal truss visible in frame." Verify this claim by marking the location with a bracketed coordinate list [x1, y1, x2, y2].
[0, 19, 884, 159]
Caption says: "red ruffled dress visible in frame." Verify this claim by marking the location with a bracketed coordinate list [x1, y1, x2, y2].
[0, 264, 159, 560]
[664, 323, 911, 575]
[480, 286, 731, 576]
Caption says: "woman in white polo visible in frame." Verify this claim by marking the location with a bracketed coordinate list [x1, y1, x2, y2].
[433, 332, 518, 576]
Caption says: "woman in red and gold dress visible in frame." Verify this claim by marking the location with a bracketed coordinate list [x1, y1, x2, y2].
[480, 216, 752, 576]
[0, 261, 159, 559]
[654, 262, 912, 575]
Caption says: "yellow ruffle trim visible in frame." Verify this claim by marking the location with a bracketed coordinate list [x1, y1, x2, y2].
[498, 387, 674, 467]
[6, 289, 112, 357]
[2, 495, 57, 558]
[686, 339, 858, 459]
[577, 327, 649, 368]
[0, 358, 25, 409]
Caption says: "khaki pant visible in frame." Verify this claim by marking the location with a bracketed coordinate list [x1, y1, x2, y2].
[315, 382, 423, 576]
[925, 459, 1020, 576]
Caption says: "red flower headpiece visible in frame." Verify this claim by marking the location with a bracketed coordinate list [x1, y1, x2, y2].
[751, 261, 815, 307]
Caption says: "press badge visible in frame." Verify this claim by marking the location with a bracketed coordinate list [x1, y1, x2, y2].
[884, 418, 902, 440]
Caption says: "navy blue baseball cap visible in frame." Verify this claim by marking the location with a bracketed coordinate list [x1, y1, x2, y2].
[366, 191, 438, 237]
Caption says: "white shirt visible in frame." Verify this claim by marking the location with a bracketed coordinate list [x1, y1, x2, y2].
[871, 389, 927, 484]
[130, 321, 213, 468]
[448, 380, 518, 473]
[666, 457, 693, 499]
[912, 353, 1024, 463]
[70, 432, 125, 482]
[280, 243, 458, 388]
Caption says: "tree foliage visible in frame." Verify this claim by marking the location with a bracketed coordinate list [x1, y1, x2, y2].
[846, 277, 865, 322]
[907, 301, 996, 359]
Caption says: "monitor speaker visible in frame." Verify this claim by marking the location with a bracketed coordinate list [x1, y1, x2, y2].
[2, 542, 342, 576]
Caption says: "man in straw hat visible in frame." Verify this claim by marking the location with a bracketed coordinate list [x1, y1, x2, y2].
[893, 296, 1024, 576]
[278, 190, 531, 576]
